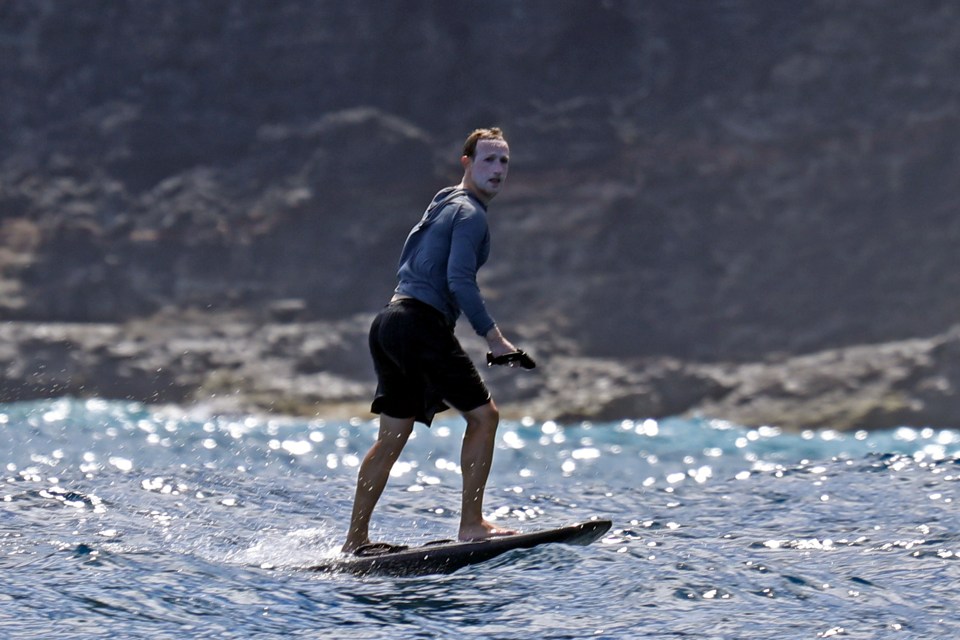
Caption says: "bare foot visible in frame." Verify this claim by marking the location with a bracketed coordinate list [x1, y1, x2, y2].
[458, 520, 518, 541]
[341, 538, 369, 555]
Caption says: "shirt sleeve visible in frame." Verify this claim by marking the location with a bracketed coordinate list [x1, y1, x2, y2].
[447, 206, 496, 336]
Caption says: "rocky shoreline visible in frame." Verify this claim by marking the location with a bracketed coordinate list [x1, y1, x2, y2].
[5, 3, 960, 433]
[4, 313, 959, 431]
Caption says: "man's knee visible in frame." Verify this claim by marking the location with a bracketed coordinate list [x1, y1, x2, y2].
[464, 401, 499, 431]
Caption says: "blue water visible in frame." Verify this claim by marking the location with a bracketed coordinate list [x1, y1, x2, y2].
[2, 398, 959, 639]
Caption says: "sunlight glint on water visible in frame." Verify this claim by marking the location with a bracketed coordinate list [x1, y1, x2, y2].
[1, 399, 959, 638]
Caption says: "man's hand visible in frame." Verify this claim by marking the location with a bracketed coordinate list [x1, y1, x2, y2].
[483, 325, 535, 368]
[484, 325, 517, 357]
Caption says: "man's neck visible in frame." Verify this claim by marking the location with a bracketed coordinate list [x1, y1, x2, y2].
[458, 180, 492, 206]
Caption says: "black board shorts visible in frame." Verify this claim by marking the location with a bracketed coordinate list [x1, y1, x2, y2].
[369, 298, 491, 426]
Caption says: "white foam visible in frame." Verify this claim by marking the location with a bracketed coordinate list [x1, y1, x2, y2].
[227, 526, 341, 569]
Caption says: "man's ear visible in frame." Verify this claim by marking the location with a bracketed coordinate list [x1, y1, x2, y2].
[460, 155, 471, 171]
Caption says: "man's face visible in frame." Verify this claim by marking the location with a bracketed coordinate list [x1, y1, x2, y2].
[462, 138, 510, 203]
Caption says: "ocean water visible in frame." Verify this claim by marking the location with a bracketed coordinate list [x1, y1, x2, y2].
[2, 398, 959, 639]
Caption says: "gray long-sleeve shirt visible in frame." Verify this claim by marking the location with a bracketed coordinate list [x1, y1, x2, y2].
[394, 187, 497, 336]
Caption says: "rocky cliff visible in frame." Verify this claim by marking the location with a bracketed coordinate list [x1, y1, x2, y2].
[2, 1, 960, 428]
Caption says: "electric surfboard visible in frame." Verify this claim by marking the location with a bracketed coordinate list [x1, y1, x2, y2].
[307, 519, 612, 577]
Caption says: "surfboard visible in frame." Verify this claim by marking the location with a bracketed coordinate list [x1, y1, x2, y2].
[307, 519, 612, 577]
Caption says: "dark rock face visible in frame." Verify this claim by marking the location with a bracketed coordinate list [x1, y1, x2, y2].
[3, 2, 960, 427]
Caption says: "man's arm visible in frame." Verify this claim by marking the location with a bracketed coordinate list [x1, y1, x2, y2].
[447, 209, 497, 335]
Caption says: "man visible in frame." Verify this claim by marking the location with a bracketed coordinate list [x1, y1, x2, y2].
[342, 127, 532, 554]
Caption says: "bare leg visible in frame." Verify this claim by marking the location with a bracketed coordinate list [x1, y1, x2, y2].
[342, 414, 414, 553]
[458, 400, 517, 541]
